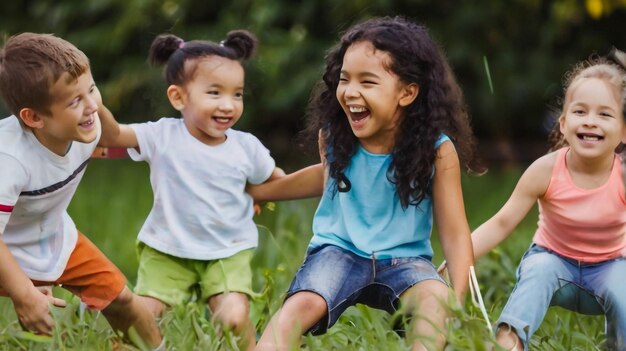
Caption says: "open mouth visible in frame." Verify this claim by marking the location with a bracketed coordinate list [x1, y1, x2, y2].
[348, 105, 370, 121]
[577, 133, 604, 142]
[213, 116, 232, 124]
[79, 116, 94, 128]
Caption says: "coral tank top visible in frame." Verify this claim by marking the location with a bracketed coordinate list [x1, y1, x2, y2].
[533, 148, 626, 262]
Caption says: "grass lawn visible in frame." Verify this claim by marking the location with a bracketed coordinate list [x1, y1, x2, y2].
[0, 159, 607, 350]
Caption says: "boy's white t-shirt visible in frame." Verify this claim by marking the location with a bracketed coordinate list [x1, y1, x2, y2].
[128, 118, 275, 260]
[0, 115, 100, 281]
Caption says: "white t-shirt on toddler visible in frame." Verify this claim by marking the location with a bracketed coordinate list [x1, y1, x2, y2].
[128, 117, 275, 260]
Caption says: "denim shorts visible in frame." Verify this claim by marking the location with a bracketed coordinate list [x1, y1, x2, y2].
[497, 244, 626, 351]
[286, 244, 447, 335]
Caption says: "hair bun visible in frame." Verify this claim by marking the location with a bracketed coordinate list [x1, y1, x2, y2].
[607, 46, 626, 71]
[221, 30, 257, 61]
[149, 34, 184, 66]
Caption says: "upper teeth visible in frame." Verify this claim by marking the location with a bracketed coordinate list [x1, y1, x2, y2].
[349, 106, 367, 113]
[582, 135, 600, 141]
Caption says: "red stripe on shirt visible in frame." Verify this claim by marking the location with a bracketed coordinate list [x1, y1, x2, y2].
[0, 204, 14, 213]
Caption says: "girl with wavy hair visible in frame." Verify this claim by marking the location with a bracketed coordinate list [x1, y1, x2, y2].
[249, 16, 481, 351]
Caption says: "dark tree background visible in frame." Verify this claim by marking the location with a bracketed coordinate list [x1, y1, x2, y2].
[1, 0, 625, 168]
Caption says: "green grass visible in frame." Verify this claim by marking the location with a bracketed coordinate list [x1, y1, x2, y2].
[0, 160, 607, 350]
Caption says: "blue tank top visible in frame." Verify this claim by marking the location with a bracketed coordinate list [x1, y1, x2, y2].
[310, 134, 450, 259]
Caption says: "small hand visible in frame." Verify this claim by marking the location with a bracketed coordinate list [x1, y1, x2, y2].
[14, 286, 66, 335]
[38, 286, 66, 308]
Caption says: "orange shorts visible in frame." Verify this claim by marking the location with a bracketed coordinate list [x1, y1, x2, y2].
[31, 232, 127, 310]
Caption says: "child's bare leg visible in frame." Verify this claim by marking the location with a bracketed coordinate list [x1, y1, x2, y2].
[101, 287, 162, 349]
[400, 280, 450, 351]
[496, 324, 522, 351]
[208, 292, 255, 351]
[136, 295, 167, 318]
[255, 291, 327, 351]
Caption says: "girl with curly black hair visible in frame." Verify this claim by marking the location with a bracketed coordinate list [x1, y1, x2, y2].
[249, 16, 481, 350]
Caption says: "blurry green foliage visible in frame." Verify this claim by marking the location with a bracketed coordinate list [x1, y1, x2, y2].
[1, 0, 625, 166]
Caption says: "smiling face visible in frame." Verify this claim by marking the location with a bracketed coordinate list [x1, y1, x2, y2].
[172, 56, 244, 146]
[27, 71, 101, 155]
[559, 77, 626, 160]
[335, 41, 417, 154]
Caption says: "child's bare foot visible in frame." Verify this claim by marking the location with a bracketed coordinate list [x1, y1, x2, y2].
[495, 324, 522, 351]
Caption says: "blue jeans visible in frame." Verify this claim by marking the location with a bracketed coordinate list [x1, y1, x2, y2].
[497, 244, 626, 351]
[286, 244, 447, 335]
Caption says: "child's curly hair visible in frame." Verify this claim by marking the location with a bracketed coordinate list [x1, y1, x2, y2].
[306, 16, 481, 208]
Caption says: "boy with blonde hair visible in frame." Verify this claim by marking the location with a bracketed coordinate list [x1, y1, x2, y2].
[0, 33, 163, 350]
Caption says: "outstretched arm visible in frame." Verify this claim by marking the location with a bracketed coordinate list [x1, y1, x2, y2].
[471, 154, 552, 258]
[97, 105, 139, 149]
[432, 142, 472, 303]
[248, 129, 327, 202]
[267, 167, 286, 182]
[247, 163, 324, 202]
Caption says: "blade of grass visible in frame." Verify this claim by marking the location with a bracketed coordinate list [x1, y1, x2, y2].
[483, 55, 494, 95]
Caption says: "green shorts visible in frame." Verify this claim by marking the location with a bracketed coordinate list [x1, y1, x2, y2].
[134, 243, 255, 306]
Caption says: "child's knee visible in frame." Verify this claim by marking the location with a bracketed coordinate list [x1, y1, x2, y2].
[209, 293, 251, 332]
[289, 291, 327, 315]
[107, 287, 135, 310]
[521, 252, 561, 278]
[401, 280, 450, 310]
[137, 295, 167, 318]
[216, 308, 251, 333]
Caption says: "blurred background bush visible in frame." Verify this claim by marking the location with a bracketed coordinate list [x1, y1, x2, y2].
[1, 0, 625, 168]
